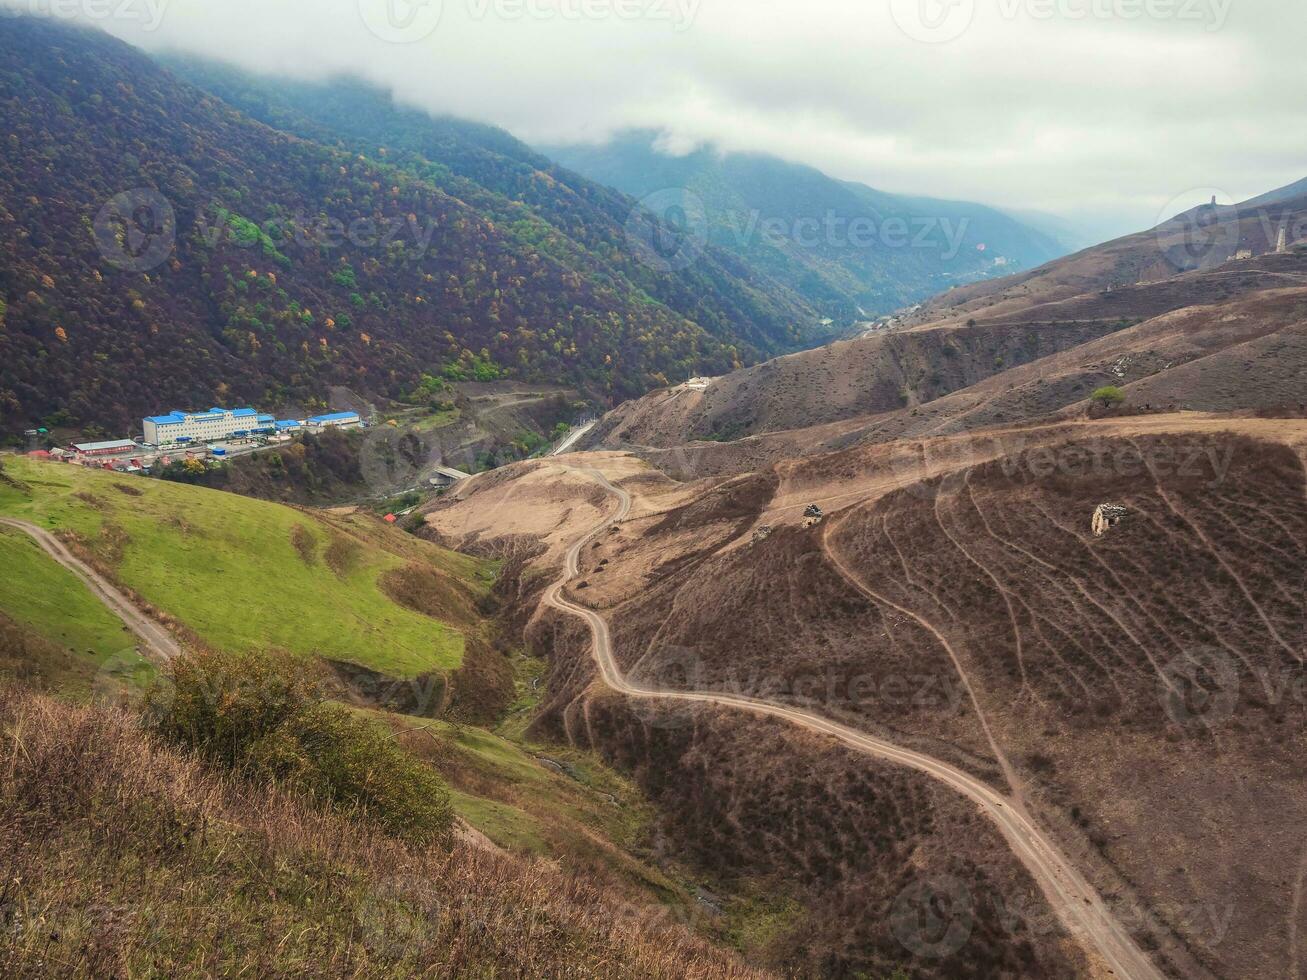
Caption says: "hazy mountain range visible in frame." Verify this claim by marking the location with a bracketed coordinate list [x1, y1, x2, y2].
[543, 131, 1069, 322]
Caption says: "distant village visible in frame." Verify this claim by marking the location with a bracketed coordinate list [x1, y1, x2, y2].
[26, 407, 364, 474]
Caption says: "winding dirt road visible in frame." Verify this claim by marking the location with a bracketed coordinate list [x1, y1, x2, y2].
[542, 467, 1165, 980]
[0, 517, 181, 662]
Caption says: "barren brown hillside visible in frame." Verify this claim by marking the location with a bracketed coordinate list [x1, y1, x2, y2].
[585, 320, 1119, 448]
[906, 192, 1307, 329]
[610, 280, 1307, 484]
[579, 196, 1307, 462]
[429, 415, 1307, 978]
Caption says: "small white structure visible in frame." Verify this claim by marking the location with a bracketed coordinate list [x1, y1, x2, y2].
[1278, 228, 1289, 254]
[1092, 504, 1129, 538]
[1233, 249, 1254, 261]
[305, 412, 362, 430]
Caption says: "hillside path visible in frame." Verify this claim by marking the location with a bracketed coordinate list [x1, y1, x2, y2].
[542, 467, 1165, 980]
[0, 517, 182, 662]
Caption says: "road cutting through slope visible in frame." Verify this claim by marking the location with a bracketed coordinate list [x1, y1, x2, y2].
[541, 467, 1166, 980]
[0, 517, 182, 663]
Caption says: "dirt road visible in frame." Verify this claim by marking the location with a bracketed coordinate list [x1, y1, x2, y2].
[542, 468, 1165, 980]
[551, 421, 596, 456]
[0, 517, 182, 662]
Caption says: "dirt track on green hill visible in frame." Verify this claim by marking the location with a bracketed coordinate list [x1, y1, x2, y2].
[0, 517, 181, 662]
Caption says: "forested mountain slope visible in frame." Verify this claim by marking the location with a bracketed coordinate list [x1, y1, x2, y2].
[0, 18, 816, 434]
[161, 60, 826, 360]
[544, 131, 1067, 321]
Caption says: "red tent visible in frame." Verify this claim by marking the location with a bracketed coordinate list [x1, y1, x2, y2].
[383, 514, 397, 524]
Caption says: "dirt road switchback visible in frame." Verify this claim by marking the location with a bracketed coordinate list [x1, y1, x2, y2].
[542, 467, 1165, 980]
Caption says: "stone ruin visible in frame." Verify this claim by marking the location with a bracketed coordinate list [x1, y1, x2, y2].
[803, 504, 825, 529]
[1092, 503, 1129, 538]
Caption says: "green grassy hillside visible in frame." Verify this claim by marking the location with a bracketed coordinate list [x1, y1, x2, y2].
[0, 458, 493, 678]
[0, 456, 804, 972]
[0, 525, 134, 660]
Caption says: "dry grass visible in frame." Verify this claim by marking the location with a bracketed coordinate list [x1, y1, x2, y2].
[0, 686, 768, 979]
[290, 523, 318, 565]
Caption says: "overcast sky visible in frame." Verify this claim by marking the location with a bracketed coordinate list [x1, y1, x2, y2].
[29, 0, 1307, 241]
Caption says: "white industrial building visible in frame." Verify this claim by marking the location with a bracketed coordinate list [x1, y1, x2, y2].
[143, 408, 275, 446]
[305, 411, 362, 430]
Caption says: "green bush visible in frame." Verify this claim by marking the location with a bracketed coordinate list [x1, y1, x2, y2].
[1091, 385, 1126, 408]
[145, 649, 453, 847]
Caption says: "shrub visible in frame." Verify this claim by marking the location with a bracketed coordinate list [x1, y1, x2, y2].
[145, 649, 453, 846]
[1091, 385, 1125, 408]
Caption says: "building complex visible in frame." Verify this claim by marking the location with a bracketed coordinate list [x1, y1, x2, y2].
[143, 408, 361, 446]
[143, 408, 275, 446]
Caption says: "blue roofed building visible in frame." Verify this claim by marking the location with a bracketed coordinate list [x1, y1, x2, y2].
[306, 411, 362, 430]
[143, 407, 268, 446]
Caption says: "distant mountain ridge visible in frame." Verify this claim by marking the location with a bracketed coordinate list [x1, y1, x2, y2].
[541, 131, 1068, 323]
[581, 175, 1307, 459]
